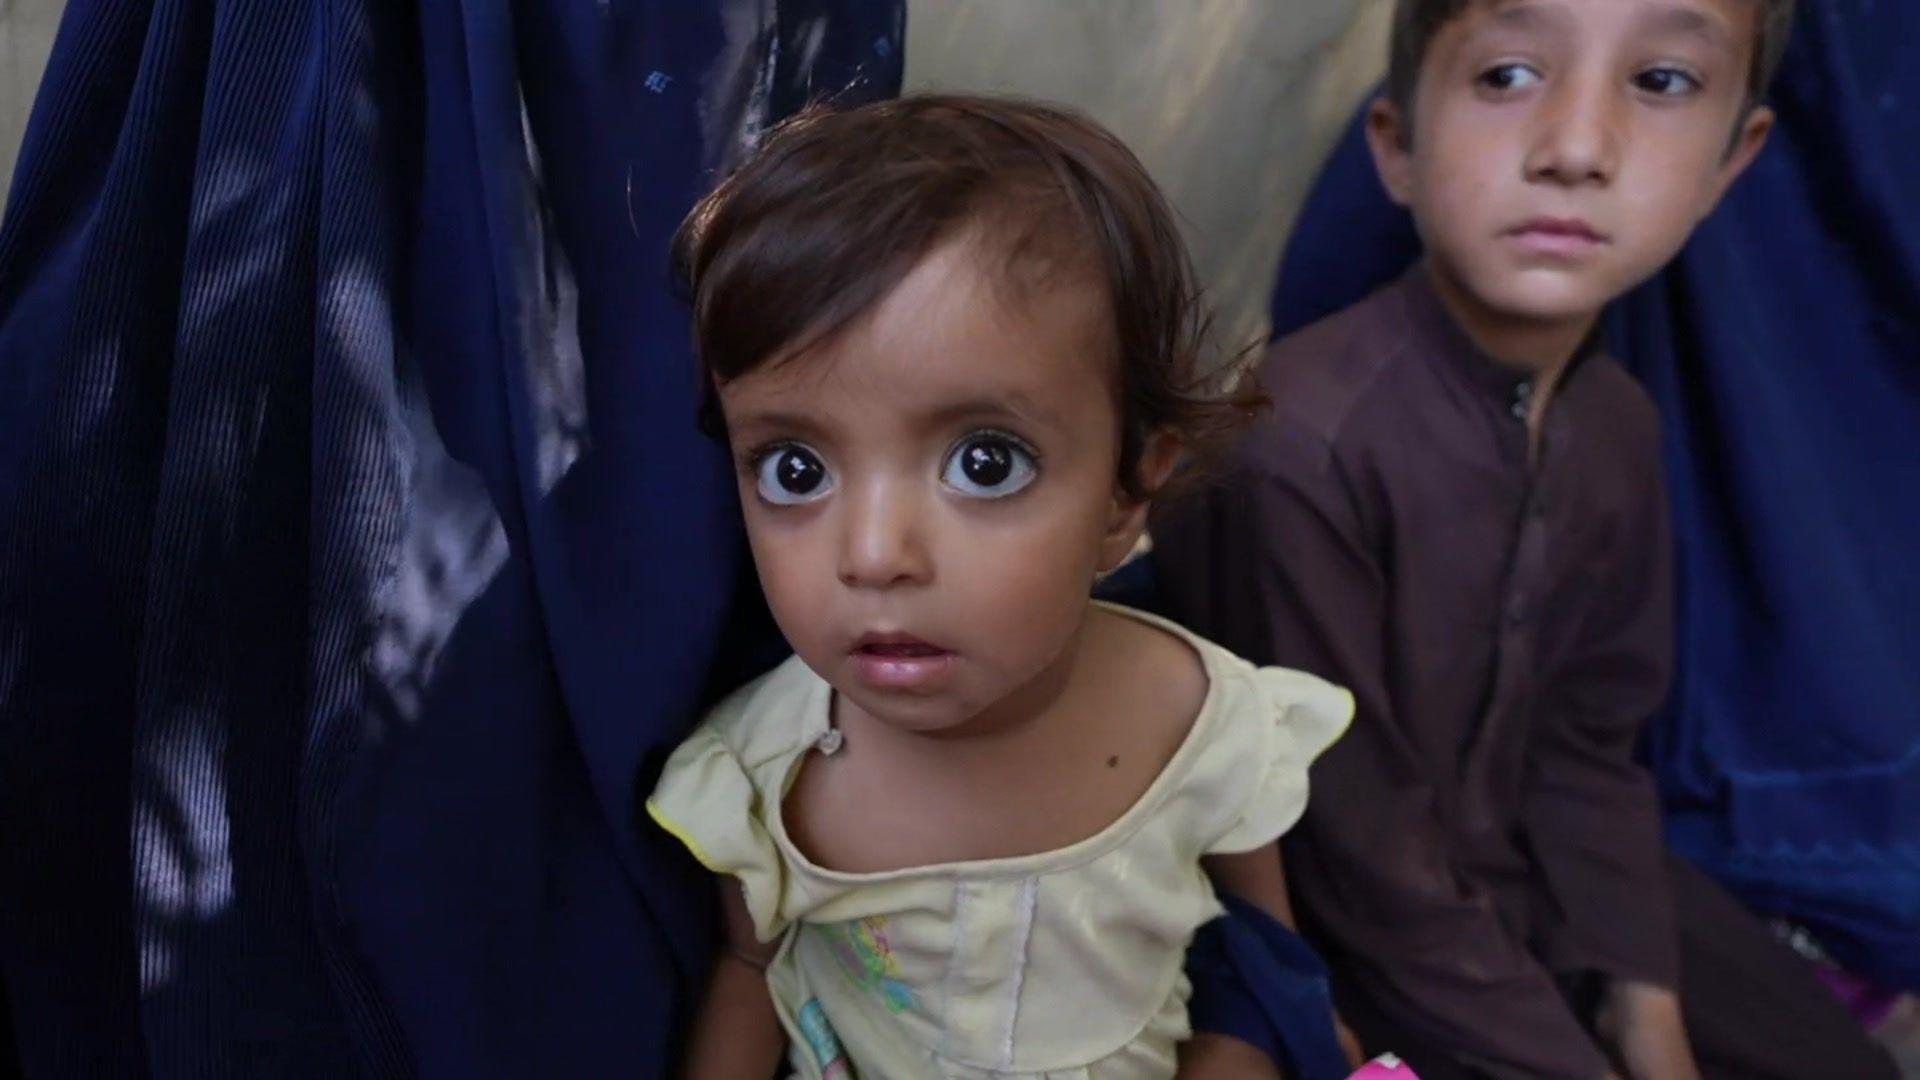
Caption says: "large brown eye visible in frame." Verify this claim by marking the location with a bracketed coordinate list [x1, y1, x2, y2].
[962, 441, 1012, 487]
[941, 433, 1037, 499]
[754, 445, 832, 505]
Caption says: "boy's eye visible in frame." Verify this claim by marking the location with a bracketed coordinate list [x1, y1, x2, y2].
[1633, 67, 1703, 96]
[754, 445, 833, 505]
[941, 434, 1038, 500]
[1478, 62, 1544, 92]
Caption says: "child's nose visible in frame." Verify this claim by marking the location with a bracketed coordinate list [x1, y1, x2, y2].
[1524, 71, 1621, 187]
[836, 479, 933, 589]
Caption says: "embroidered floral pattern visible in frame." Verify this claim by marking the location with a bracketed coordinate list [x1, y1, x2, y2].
[823, 916, 919, 1014]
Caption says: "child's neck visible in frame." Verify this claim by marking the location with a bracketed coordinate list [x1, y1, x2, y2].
[1425, 257, 1598, 386]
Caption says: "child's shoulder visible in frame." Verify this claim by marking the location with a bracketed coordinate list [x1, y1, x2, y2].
[693, 652, 827, 768]
[1088, 603, 1345, 731]
[1089, 605, 1353, 849]
[1084, 603, 1212, 739]
[1573, 352, 1664, 451]
[1259, 283, 1414, 434]
[1224, 275, 1428, 478]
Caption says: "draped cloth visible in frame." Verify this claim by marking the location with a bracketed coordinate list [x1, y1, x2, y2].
[1267, 0, 1919, 993]
[0, 2, 902, 1076]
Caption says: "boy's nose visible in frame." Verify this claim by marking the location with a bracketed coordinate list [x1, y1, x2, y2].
[1524, 73, 1621, 187]
[837, 479, 933, 589]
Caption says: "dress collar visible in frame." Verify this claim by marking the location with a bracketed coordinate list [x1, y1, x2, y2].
[1395, 261, 1600, 415]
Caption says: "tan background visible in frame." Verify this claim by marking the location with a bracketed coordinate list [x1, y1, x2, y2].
[0, 0, 61, 217]
[906, 1, 1389, 347]
[0, 1, 1391, 339]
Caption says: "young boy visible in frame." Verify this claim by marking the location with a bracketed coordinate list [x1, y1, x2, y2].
[1155, 1, 1898, 1077]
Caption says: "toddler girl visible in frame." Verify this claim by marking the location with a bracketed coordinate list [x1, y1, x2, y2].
[649, 94, 1352, 1079]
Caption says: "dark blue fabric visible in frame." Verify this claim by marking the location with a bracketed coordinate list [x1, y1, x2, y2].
[1268, 0, 1919, 994]
[1188, 895, 1352, 1080]
[0, 2, 901, 1077]
[343, 4, 909, 1076]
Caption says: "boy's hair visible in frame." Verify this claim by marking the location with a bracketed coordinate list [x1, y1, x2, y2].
[1384, 0, 1796, 123]
[671, 94, 1261, 499]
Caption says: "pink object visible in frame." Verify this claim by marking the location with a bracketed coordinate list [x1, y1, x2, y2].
[1815, 964, 1901, 1030]
[1349, 1053, 1419, 1079]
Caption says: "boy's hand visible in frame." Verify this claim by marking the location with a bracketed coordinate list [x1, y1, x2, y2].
[1177, 1033, 1284, 1080]
[1596, 979, 1699, 1080]
[1336, 1019, 1366, 1068]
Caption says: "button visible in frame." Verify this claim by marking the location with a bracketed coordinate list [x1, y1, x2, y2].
[1529, 498, 1548, 519]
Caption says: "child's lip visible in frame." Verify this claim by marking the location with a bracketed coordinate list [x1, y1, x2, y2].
[851, 630, 950, 656]
[1504, 217, 1611, 260]
[848, 633, 954, 690]
[852, 630, 956, 687]
[1507, 216, 1610, 243]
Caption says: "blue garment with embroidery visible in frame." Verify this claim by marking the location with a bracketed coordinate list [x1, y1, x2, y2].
[1267, 0, 1920, 992]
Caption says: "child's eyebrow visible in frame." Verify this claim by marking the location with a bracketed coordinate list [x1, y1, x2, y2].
[1488, 1, 1569, 35]
[924, 393, 1063, 433]
[1637, 4, 1736, 53]
[725, 409, 828, 445]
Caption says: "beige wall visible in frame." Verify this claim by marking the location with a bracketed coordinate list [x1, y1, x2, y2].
[906, 0, 1390, 350]
[0, 0, 62, 217]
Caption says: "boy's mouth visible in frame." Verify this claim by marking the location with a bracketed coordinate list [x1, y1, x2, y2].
[1505, 216, 1610, 258]
[850, 632, 954, 690]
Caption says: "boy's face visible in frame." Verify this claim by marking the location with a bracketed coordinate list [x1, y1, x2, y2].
[1369, 0, 1774, 324]
[715, 238, 1159, 736]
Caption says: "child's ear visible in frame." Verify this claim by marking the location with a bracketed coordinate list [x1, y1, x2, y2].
[1098, 431, 1184, 574]
[1364, 97, 1416, 207]
[1706, 105, 1775, 209]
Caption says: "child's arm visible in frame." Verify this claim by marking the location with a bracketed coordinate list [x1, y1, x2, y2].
[1204, 844, 1367, 1071]
[1177, 844, 1296, 1079]
[1178, 1031, 1287, 1080]
[1520, 452, 1694, 1080]
[1204, 842, 1295, 927]
[679, 879, 785, 1080]
[1596, 980, 1698, 1080]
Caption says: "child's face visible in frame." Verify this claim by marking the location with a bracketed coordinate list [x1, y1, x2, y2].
[1369, 0, 1773, 324]
[716, 239, 1155, 735]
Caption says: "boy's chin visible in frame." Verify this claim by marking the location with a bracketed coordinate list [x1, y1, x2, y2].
[1471, 268, 1620, 327]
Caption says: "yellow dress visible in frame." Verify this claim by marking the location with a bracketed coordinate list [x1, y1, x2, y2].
[647, 603, 1352, 1079]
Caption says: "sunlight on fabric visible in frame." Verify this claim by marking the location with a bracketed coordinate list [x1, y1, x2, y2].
[370, 387, 511, 725]
[134, 722, 236, 992]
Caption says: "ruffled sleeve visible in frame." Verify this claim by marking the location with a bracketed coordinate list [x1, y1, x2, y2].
[646, 726, 790, 942]
[1207, 667, 1354, 855]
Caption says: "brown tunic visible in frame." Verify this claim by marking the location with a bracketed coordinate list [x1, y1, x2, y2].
[1154, 266, 1679, 1078]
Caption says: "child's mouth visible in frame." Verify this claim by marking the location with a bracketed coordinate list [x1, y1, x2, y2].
[1505, 216, 1610, 259]
[850, 634, 954, 690]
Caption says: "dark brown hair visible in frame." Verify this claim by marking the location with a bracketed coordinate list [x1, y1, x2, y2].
[671, 93, 1262, 499]
[1384, 0, 1796, 124]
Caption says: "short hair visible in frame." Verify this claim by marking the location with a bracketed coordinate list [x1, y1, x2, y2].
[671, 93, 1261, 499]
[1384, 0, 1797, 122]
